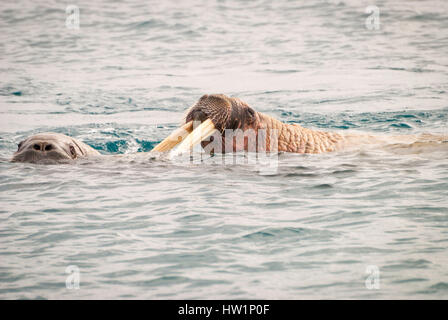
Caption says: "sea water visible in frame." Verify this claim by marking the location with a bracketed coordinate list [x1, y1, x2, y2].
[0, 0, 447, 299]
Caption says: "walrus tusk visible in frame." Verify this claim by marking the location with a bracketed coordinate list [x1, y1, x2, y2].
[171, 119, 217, 156]
[151, 121, 194, 152]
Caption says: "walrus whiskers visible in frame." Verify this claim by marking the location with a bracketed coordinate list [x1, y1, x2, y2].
[151, 121, 194, 152]
[171, 119, 217, 156]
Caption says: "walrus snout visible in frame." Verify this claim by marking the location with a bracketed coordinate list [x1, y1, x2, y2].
[12, 139, 73, 163]
[185, 94, 232, 132]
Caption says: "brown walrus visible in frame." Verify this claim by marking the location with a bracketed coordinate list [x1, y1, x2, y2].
[181, 94, 344, 154]
[161, 94, 447, 155]
[11, 94, 447, 163]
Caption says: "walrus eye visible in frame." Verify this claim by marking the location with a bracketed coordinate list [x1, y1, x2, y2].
[69, 145, 77, 158]
[246, 108, 256, 123]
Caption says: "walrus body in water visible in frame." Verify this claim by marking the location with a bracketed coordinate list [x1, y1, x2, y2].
[158, 94, 447, 155]
[179, 94, 344, 154]
[11, 94, 447, 163]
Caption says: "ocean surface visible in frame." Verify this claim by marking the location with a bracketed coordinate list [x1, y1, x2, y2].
[1, 0, 447, 299]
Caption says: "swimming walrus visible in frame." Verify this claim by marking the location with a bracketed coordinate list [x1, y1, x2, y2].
[160, 94, 447, 155]
[12, 132, 100, 163]
[177, 93, 344, 154]
[11, 94, 447, 163]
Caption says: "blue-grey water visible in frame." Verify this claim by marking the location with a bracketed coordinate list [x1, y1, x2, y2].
[1, 0, 448, 299]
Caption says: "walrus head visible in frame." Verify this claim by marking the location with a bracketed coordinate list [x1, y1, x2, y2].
[12, 132, 100, 163]
[181, 94, 262, 153]
[154, 94, 275, 154]
[185, 94, 258, 133]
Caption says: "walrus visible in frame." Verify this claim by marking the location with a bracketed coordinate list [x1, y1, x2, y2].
[11, 132, 100, 163]
[176, 94, 344, 154]
[161, 94, 447, 155]
[11, 94, 447, 163]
